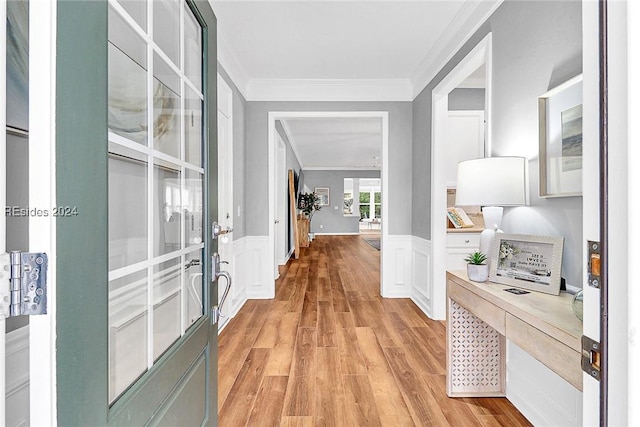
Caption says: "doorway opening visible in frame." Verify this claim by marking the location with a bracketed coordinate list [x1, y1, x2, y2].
[267, 111, 390, 296]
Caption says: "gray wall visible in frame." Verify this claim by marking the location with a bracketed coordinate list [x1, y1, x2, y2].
[412, 0, 583, 287]
[246, 101, 413, 237]
[218, 64, 247, 239]
[448, 88, 485, 111]
[302, 170, 381, 234]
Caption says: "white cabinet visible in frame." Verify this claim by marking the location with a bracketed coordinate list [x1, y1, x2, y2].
[446, 232, 481, 270]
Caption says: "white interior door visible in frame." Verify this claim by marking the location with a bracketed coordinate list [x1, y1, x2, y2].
[217, 74, 233, 327]
[275, 134, 286, 267]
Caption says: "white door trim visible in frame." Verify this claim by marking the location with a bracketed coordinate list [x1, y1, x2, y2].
[217, 73, 234, 326]
[29, 1, 57, 425]
[267, 111, 389, 296]
[628, 1, 640, 423]
[1, 0, 7, 419]
[431, 33, 492, 320]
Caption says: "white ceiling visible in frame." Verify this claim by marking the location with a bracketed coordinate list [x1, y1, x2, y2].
[210, 0, 500, 168]
[212, 1, 466, 80]
[211, 0, 502, 101]
[281, 117, 382, 170]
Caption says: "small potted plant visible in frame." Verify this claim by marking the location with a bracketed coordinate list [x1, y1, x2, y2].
[464, 251, 489, 282]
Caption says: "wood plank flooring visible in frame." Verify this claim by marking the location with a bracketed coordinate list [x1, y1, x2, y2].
[218, 235, 532, 427]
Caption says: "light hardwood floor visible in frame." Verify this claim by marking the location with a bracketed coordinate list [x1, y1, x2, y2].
[218, 235, 532, 426]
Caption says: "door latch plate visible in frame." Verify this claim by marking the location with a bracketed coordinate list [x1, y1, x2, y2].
[581, 335, 601, 381]
[587, 241, 601, 289]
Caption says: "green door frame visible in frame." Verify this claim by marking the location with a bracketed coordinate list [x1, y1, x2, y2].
[54, 1, 218, 424]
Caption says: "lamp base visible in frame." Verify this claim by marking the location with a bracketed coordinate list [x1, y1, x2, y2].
[479, 206, 505, 261]
[479, 228, 495, 257]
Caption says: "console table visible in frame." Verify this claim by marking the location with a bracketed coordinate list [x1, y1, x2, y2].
[446, 270, 583, 397]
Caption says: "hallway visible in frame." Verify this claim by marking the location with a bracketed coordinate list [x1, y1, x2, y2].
[218, 235, 531, 426]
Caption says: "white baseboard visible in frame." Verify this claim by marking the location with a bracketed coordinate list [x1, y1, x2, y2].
[507, 341, 582, 426]
[313, 232, 360, 236]
[381, 235, 413, 298]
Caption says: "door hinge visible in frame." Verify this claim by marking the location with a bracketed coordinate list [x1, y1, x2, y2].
[0, 252, 48, 318]
[581, 335, 601, 381]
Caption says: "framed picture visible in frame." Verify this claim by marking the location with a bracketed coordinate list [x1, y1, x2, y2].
[538, 74, 583, 198]
[314, 187, 330, 206]
[489, 233, 564, 295]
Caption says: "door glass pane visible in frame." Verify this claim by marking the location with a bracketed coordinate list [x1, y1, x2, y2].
[109, 270, 148, 402]
[116, 0, 147, 30]
[153, 54, 180, 158]
[108, 154, 148, 271]
[107, 0, 204, 406]
[185, 170, 203, 246]
[184, 5, 201, 91]
[153, 0, 180, 66]
[108, 6, 148, 145]
[153, 258, 181, 360]
[184, 85, 202, 166]
[154, 161, 181, 256]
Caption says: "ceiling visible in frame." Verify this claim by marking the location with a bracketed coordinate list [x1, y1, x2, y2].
[281, 117, 382, 170]
[210, 0, 499, 168]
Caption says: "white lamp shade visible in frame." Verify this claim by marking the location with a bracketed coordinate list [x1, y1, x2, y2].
[455, 157, 526, 206]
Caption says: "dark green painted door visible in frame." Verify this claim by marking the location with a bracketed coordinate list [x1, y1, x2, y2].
[55, 1, 218, 425]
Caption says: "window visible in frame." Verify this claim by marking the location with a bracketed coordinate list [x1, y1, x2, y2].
[107, 0, 204, 404]
[359, 192, 370, 219]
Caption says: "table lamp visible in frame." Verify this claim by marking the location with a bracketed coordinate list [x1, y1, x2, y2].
[455, 157, 526, 257]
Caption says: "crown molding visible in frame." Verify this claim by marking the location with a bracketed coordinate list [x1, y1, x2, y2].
[217, 31, 250, 99]
[411, 0, 503, 98]
[246, 79, 413, 102]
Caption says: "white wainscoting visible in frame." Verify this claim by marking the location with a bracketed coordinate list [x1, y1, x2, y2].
[507, 342, 583, 426]
[381, 235, 413, 298]
[410, 236, 434, 318]
[217, 236, 277, 333]
[6, 326, 29, 427]
[243, 236, 274, 299]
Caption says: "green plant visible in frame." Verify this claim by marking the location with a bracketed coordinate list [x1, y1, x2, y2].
[298, 192, 321, 220]
[464, 251, 488, 265]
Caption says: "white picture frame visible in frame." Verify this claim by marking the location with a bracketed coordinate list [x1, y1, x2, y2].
[538, 74, 583, 198]
[314, 187, 330, 206]
[489, 233, 564, 295]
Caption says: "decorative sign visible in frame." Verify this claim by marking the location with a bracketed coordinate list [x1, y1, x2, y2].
[489, 233, 564, 295]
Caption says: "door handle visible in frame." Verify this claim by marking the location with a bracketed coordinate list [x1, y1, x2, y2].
[211, 253, 232, 324]
[212, 221, 233, 240]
